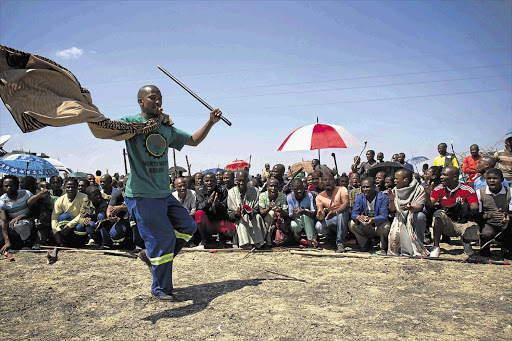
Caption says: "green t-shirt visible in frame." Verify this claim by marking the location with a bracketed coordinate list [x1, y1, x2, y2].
[120, 114, 191, 198]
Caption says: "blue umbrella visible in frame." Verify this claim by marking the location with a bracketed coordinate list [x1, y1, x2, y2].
[202, 168, 225, 175]
[0, 154, 58, 177]
[406, 156, 429, 165]
[507, 127, 512, 135]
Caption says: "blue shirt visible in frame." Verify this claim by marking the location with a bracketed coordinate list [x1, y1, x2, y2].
[287, 191, 315, 215]
[474, 176, 509, 190]
[351, 191, 389, 226]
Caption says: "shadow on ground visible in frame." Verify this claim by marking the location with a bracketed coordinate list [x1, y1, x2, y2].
[142, 276, 305, 323]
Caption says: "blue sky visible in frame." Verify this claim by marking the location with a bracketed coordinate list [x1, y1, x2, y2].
[1, 0, 510, 176]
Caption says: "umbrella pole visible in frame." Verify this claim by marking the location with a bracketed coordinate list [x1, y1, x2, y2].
[26, 161, 29, 176]
[411, 154, 419, 174]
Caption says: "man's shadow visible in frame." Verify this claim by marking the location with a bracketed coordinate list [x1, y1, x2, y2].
[142, 273, 305, 323]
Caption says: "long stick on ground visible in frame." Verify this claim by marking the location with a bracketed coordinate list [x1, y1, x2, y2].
[39, 245, 135, 257]
[157, 65, 232, 126]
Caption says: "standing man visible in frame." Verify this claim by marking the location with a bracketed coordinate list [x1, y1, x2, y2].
[494, 136, 512, 182]
[122, 85, 222, 301]
[358, 150, 378, 176]
[433, 143, 459, 168]
[463, 144, 482, 185]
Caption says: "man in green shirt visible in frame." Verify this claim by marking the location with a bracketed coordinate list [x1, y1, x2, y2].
[123, 85, 222, 301]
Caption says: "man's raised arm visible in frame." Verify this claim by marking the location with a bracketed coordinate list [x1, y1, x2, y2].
[186, 109, 222, 146]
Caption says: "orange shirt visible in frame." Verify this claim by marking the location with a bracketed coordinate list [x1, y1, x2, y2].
[463, 155, 481, 175]
[315, 186, 348, 210]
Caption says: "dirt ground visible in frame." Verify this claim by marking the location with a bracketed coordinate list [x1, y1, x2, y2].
[1, 243, 512, 341]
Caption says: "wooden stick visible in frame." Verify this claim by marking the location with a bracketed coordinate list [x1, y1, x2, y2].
[39, 245, 134, 257]
[186, 155, 191, 174]
[157, 65, 232, 126]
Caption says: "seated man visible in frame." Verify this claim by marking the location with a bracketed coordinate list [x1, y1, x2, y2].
[79, 185, 116, 248]
[474, 156, 509, 190]
[358, 150, 378, 176]
[494, 136, 512, 182]
[377, 152, 385, 163]
[429, 166, 479, 257]
[477, 168, 511, 258]
[100, 174, 118, 197]
[349, 177, 390, 252]
[315, 173, 349, 253]
[51, 179, 89, 247]
[194, 172, 203, 189]
[185, 176, 196, 191]
[223, 170, 235, 190]
[463, 144, 482, 185]
[375, 171, 387, 192]
[307, 170, 322, 198]
[227, 170, 266, 249]
[50, 175, 64, 197]
[172, 177, 196, 219]
[27, 181, 55, 247]
[107, 175, 143, 249]
[215, 170, 225, 187]
[195, 172, 234, 248]
[348, 172, 361, 211]
[287, 178, 317, 246]
[387, 168, 429, 256]
[338, 174, 349, 189]
[78, 178, 89, 194]
[259, 177, 289, 246]
[397, 153, 414, 171]
[263, 164, 290, 194]
[433, 142, 459, 168]
[85, 173, 97, 188]
[0, 175, 34, 252]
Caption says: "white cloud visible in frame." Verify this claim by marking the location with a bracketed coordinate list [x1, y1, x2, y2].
[56, 47, 84, 59]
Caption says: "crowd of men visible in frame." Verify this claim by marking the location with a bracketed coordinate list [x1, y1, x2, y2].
[1, 137, 511, 260]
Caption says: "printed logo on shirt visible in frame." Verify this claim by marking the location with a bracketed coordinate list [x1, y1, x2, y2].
[145, 133, 167, 158]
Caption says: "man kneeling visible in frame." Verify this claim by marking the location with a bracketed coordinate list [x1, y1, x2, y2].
[349, 177, 390, 253]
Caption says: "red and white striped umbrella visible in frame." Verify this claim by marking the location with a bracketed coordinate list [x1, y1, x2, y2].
[225, 159, 250, 171]
[277, 123, 361, 151]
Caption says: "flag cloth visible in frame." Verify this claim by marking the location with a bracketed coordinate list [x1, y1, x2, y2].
[0, 45, 172, 141]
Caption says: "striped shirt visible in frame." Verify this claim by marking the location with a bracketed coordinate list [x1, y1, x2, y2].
[494, 149, 512, 180]
[0, 190, 33, 219]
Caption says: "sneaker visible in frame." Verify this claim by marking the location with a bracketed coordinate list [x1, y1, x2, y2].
[462, 241, 475, 256]
[335, 245, 346, 253]
[151, 292, 176, 301]
[429, 246, 440, 258]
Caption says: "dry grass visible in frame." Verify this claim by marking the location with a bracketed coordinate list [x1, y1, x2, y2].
[1, 246, 512, 341]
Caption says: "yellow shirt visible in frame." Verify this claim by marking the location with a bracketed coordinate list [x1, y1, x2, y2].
[433, 155, 459, 168]
[51, 192, 88, 233]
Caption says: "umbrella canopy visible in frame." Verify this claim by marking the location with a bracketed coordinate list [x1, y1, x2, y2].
[202, 168, 225, 175]
[169, 166, 187, 174]
[367, 162, 405, 178]
[278, 123, 361, 151]
[406, 156, 429, 165]
[67, 171, 88, 178]
[290, 161, 314, 175]
[0, 154, 58, 177]
[225, 160, 250, 171]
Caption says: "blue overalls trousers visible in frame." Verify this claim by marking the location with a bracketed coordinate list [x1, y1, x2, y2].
[126, 195, 196, 296]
